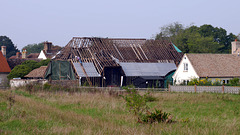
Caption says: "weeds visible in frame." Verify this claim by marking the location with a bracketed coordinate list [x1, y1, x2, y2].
[122, 87, 172, 124]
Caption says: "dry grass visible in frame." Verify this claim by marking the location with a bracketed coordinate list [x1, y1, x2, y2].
[0, 89, 240, 134]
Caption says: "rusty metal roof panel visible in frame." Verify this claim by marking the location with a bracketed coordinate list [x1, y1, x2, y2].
[73, 62, 101, 77]
[119, 62, 176, 77]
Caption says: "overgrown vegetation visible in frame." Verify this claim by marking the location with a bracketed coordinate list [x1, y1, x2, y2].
[0, 86, 239, 134]
[122, 86, 172, 124]
[187, 77, 240, 86]
[7, 59, 51, 79]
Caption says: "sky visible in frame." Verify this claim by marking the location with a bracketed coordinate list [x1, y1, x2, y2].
[1, 0, 240, 50]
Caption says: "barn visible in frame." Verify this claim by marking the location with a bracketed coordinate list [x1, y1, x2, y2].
[49, 37, 183, 88]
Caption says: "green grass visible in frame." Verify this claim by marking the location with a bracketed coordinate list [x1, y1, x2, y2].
[0, 89, 239, 134]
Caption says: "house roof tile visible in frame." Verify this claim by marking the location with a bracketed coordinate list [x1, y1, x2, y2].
[187, 54, 240, 78]
[25, 66, 48, 78]
[0, 51, 11, 73]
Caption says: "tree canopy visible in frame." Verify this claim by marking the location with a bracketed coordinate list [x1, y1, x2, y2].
[23, 42, 44, 54]
[7, 59, 51, 79]
[155, 23, 237, 53]
[0, 36, 19, 58]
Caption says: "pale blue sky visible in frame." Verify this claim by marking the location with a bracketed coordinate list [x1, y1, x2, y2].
[1, 0, 239, 50]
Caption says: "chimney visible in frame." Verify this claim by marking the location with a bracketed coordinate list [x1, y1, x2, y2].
[1, 46, 6, 57]
[22, 49, 27, 59]
[231, 39, 240, 54]
[43, 41, 52, 53]
[16, 52, 21, 59]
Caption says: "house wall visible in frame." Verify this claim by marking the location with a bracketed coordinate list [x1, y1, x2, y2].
[0, 73, 9, 88]
[38, 50, 47, 59]
[172, 54, 199, 85]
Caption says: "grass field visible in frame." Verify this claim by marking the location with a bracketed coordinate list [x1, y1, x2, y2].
[0, 88, 239, 134]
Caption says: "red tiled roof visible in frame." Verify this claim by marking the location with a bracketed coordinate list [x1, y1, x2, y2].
[0, 51, 11, 72]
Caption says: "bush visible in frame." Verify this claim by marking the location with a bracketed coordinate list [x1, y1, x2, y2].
[43, 83, 51, 90]
[229, 78, 240, 86]
[122, 87, 171, 124]
[7, 65, 32, 79]
[141, 109, 172, 124]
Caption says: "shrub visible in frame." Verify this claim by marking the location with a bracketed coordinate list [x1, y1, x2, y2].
[7, 65, 32, 79]
[43, 83, 51, 90]
[229, 78, 240, 86]
[141, 109, 172, 124]
[122, 87, 171, 124]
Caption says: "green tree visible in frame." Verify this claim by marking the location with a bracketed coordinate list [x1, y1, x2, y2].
[23, 42, 44, 54]
[155, 23, 237, 53]
[7, 59, 51, 79]
[155, 22, 184, 40]
[0, 36, 19, 58]
[7, 65, 32, 79]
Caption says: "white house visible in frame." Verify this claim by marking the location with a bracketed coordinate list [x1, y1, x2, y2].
[38, 50, 48, 59]
[38, 42, 61, 60]
[172, 53, 240, 85]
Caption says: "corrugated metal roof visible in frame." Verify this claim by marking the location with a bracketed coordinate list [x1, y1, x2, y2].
[73, 62, 101, 77]
[119, 62, 176, 77]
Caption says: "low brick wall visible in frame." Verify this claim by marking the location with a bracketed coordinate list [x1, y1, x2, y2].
[169, 85, 240, 94]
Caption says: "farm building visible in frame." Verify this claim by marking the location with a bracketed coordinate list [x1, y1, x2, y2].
[48, 37, 183, 88]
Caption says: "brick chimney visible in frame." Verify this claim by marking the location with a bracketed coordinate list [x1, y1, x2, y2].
[232, 39, 240, 54]
[16, 52, 21, 59]
[22, 49, 27, 59]
[1, 46, 6, 57]
[43, 41, 52, 53]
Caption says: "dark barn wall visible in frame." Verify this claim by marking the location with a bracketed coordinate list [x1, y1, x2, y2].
[124, 76, 165, 88]
[103, 67, 122, 87]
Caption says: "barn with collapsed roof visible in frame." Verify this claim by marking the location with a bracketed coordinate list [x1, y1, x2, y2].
[45, 37, 183, 88]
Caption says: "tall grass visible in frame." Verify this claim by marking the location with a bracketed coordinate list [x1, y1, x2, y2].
[0, 88, 239, 134]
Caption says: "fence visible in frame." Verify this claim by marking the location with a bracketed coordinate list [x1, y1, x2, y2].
[169, 85, 240, 94]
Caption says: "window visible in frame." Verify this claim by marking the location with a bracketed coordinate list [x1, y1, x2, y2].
[184, 63, 188, 71]
[227, 80, 229, 84]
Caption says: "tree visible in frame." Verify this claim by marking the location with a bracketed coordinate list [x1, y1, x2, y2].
[155, 23, 237, 53]
[155, 22, 184, 40]
[0, 36, 19, 58]
[7, 65, 32, 79]
[7, 59, 51, 79]
[23, 42, 44, 54]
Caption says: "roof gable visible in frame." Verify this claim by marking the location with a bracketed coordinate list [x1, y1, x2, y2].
[0, 51, 11, 73]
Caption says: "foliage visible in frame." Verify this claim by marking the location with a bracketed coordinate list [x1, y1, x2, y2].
[122, 87, 149, 116]
[141, 109, 172, 124]
[228, 78, 240, 86]
[155, 23, 237, 53]
[7, 65, 32, 79]
[22, 42, 44, 54]
[7, 59, 51, 79]
[0, 36, 19, 58]
[122, 87, 170, 124]
[21, 60, 39, 69]
[188, 78, 240, 86]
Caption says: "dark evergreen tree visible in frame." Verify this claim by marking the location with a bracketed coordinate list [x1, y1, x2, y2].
[0, 36, 19, 58]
